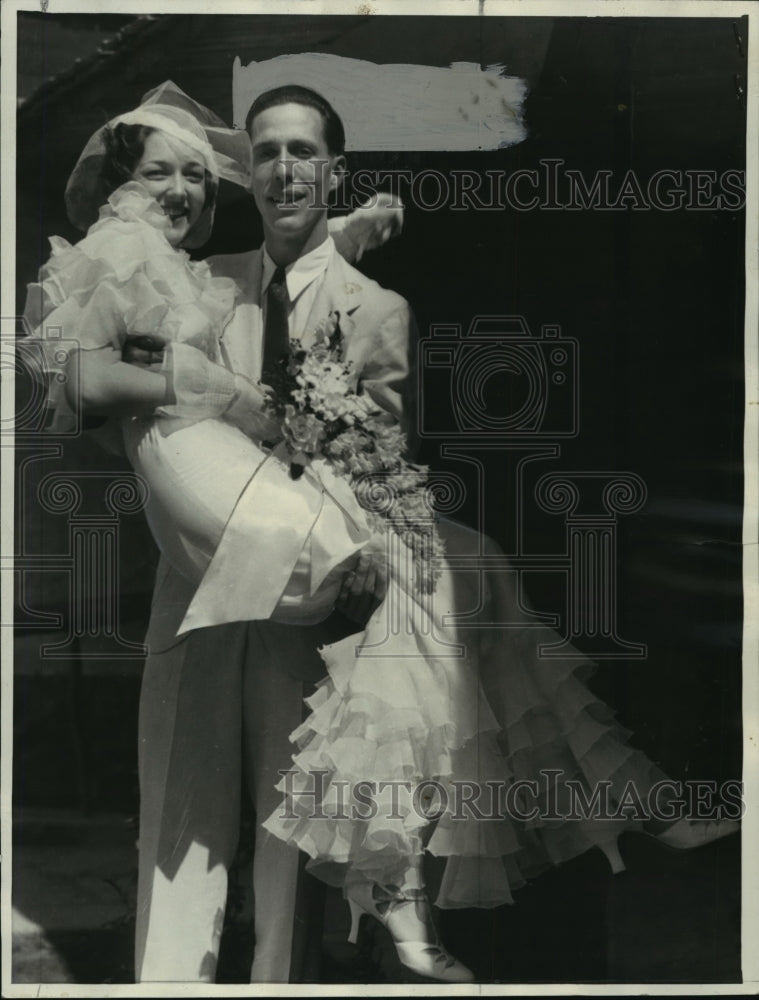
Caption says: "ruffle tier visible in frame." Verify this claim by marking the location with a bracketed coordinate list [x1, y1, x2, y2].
[263, 552, 668, 909]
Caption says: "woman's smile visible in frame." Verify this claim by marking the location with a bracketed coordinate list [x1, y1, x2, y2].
[132, 131, 206, 247]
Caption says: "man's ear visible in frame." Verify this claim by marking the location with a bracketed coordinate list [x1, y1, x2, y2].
[330, 154, 347, 190]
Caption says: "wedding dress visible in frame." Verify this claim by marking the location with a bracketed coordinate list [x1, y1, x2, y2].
[24, 183, 725, 915]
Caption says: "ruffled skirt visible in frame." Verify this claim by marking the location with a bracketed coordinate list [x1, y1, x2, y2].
[263, 519, 667, 908]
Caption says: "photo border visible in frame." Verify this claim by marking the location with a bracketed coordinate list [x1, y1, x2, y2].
[2, 1, 756, 996]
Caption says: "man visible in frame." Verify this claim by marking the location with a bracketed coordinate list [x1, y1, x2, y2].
[132, 85, 416, 983]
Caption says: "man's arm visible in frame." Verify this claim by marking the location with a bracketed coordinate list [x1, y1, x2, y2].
[67, 343, 174, 417]
[357, 300, 420, 460]
[344, 288, 420, 461]
[337, 290, 419, 623]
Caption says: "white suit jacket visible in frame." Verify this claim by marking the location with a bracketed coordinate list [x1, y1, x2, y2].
[143, 241, 416, 657]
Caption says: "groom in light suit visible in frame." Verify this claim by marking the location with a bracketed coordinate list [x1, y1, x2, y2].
[133, 85, 416, 983]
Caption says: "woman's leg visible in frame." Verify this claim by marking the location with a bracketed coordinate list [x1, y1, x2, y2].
[123, 417, 269, 583]
[123, 417, 367, 630]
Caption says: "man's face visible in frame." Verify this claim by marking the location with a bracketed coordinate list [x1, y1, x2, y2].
[249, 102, 344, 243]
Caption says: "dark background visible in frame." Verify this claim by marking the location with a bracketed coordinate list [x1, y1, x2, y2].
[13, 12, 745, 984]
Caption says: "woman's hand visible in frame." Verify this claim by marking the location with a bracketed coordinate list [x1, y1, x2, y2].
[330, 192, 404, 264]
[224, 375, 282, 443]
[121, 338, 282, 441]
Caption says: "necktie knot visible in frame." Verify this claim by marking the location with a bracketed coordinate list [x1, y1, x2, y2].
[269, 265, 288, 303]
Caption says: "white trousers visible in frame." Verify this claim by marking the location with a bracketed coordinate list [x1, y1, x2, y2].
[135, 614, 343, 983]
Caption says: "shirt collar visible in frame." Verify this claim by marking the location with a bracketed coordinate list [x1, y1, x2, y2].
[262, 236, 334, 303]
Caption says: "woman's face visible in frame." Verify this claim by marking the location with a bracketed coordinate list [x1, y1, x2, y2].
[132, 131, 207, 247]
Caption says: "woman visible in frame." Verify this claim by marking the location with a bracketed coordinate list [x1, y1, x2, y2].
[26, 82, 402, 625]
[25, 82, 739, 985]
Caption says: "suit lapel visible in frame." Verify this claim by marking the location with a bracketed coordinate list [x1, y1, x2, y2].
[300, 252, 364, 350]
[222, 247, 365, 365]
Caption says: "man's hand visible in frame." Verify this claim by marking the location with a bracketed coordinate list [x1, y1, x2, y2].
[336, 549, 388, 625]
[122, 334, 167, 369]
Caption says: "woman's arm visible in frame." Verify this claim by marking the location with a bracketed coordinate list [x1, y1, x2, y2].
[65, 344, 173, 417]
[329, 193, 404, 263]
[69, 340, 280, 441]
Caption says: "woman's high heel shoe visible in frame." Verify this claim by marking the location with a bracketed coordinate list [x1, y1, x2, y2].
[345, 881, 475, 983]
[652, 817, 740, 850]
[595, 818, 739, 874]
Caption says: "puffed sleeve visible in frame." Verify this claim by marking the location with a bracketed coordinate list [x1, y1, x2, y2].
[21, 216, 181, 433]
[22, 184, 240, 426]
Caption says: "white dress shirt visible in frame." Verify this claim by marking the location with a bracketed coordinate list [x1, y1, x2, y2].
[261, 236, 335, 344]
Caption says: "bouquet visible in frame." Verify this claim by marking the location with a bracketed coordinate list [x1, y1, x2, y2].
[263, 312, 444, 593]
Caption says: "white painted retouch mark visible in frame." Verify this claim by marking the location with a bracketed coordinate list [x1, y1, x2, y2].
[233, 53, 527, 152]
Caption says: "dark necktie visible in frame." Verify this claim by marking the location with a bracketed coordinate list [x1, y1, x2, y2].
[261, 265, 289, 384]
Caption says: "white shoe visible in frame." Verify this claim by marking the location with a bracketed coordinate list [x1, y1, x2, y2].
[345, 881, 474, 983]
[655, 817, 740, 850]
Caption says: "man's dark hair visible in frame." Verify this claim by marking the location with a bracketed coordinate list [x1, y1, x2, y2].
[245, 85, 346, 156]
